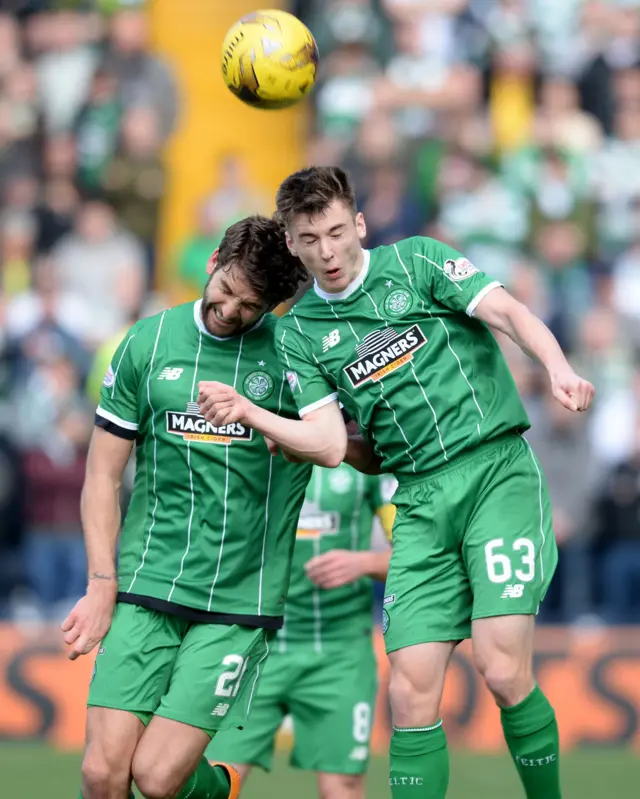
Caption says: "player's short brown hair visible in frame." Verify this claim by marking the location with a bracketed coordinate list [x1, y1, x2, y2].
[275, 166, 357, 228]
[216, 215, 308, 308]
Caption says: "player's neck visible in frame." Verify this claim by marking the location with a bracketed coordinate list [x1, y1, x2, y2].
[314, 249, 369, 301]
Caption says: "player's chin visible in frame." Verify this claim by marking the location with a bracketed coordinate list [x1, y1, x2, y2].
[321, 272, 348, 292]
[208, 316, 240, 337]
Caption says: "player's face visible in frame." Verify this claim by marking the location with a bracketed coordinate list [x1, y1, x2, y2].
[286, 200, 366, 293]
[201, 258, 267, 337]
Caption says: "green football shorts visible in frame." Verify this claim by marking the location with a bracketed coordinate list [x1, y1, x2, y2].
[383, 433, 558, 653]
[206, 633, 378, 774]
[88, 602, 273, 735]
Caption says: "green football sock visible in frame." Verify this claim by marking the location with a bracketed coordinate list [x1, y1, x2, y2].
[501, 685, 562, 799]
[78, 759, 228, 799]
[175, 756, 231, 799]
[389, 721, 449, 798]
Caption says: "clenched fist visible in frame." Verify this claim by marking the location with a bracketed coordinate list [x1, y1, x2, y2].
[549, 368, 595, 412]
[197, 381, 252, 427]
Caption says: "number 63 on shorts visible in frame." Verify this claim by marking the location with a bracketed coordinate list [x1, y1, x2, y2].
[383, 435, 559, 652]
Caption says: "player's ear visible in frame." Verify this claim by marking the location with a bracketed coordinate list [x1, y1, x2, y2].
[206, 248, 219, 275]
[355, 212, 367, 242]
[285, 230, 298, 257]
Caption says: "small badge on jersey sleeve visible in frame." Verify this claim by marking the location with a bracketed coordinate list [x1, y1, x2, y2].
[383, 287, 414, 318]
[243, 370, 275, 402]
[103, 363, 115, 388]
[443, 257, 478, 282]
[285, 370, 299, 393]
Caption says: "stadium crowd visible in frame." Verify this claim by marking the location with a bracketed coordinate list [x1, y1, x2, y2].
[1, 0, 640, 625]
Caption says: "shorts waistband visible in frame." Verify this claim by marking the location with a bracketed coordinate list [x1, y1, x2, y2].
[395, 431, 523, 487]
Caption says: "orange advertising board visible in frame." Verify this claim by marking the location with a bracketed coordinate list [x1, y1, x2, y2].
[371, 626, 640, 752]
[1, 624, 639, 752]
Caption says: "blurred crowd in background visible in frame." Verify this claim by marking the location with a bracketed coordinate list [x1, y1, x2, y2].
[1, 0, 640, 626]
[0, 2, 177, 620]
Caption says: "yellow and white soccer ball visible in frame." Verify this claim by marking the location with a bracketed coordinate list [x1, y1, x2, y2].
[221, 9, 319, 110]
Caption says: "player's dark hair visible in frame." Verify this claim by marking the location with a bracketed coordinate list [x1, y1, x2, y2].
[275, 166, 357, 227]
[216, 215, 308, 308]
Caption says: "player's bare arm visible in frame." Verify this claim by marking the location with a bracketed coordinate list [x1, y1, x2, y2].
[474, 286, 595, 412]
[265, 423, 383, 474]
[305, 548, 391, 588]
[197, 380, 347, 467]
[344, 433, 383, 474]
[61, 427, 133, 661]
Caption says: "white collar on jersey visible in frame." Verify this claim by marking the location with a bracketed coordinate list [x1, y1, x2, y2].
[313, 249, 371, 302]
[193, 299, 265, 341]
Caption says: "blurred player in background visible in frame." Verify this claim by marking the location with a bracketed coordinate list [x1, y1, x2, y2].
[207, 463, 394, 799]
[197, 167, 595, 799]
[62, 216, 312, 799]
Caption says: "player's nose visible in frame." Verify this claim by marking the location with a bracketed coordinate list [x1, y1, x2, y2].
[218, 298, 239, 319]
[319, 239, 333, 261]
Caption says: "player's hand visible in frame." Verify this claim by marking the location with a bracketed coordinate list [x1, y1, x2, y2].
[61, 581, 116, 661]
[264, 437, 305, 463]
[305, 550, 368, 589]
[197, 381, 252, 426]
[549, 368, 595, 412]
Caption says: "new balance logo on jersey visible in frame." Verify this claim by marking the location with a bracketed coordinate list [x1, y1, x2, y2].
[211, 703, 230, 717]
[349, 746, 369, 761]
[158, 367, 183, 380]
[344, 326, 427, 388]
[501, 584, 524, 599]
[167, 402, 252, 445]
[322, 329, 341, 351]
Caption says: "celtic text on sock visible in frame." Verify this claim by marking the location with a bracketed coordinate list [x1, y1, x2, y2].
[516, 754, 557, 768]
[390, 776, 425, 786]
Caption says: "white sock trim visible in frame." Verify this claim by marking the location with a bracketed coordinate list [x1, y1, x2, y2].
[393, 720, 443, 733]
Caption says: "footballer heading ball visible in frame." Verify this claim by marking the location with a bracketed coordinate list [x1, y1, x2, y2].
[221, 10, 319, 110]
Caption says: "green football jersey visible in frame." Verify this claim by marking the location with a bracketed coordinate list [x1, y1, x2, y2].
[277, 236, 530, 480]
[277, 464, 385, 649]
[97, 300, 312, 628]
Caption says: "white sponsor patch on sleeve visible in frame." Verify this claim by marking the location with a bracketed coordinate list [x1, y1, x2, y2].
[103, 363, 115, 388]
[285, 370, 299, 392]
[444, 257, 479, 282]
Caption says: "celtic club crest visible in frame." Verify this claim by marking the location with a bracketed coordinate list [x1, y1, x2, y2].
[383, 287, 414, 318]
[382, 608, 390, 634]
[243, 370, 275, 402]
